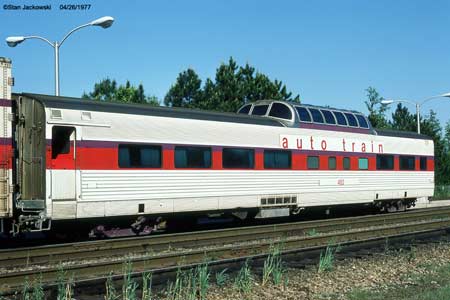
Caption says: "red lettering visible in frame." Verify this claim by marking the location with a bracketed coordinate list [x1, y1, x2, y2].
[296, 138, 303, 149]
[378, 144, 383, 153]
[352, 142, 355, 152]
[310, 136, 314, 150]
[321, 140, 327, 150]
[361, 143, 366, 152]
[282, 137, 288, 149]
[342, 139, 346, 151]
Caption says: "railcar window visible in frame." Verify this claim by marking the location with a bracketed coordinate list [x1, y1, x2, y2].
[333, 111, 348, 126]
[309, 108, 325, 123]
[251, 105, 269, 116]
[307, 156, 319, 169]
[175, 146, 211, 168]
[344, 113, 358, 127]
[355, 115, 369, 128]
[264, 150, 291, 169]
[238, 104, 251, 114]
[400, 156, 415, 170]
[269, 103, 292, 120]
[52, 126, 74, 159]
[343, 157, 351, 170]
[118, 144, 161, 168]
[321, 110, 336, 124]
[328, 156, 337, 170]
[223, 148, 254, 169]
[358, 158, 369, 170]
[295, 107, 312, 122]
[420, 157, 427, 171]
[376, 154, 394, 170]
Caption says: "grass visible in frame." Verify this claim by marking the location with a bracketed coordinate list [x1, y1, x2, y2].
[318, 244, 340, 273]
[306, 228, 318, 237]
[347, 263, 450, 300]
[166, 262, 210, 300]
[262, 244, 287, 286]
[234, 259, 253, 294]
[215, 269, 229, 287]
[141, 272, 153, 300]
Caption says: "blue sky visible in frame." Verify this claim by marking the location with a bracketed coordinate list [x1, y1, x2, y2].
[2, 0, 450, 127]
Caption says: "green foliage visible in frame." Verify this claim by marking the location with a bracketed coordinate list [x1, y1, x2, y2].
[347, 262, 450, 300]
[56, 265, 73, 300]
[122, 261, 138, 300]
[318, 245, 339, 273]
[31, 276, 44, 300]
[83, 78, 159, 106]
[141, 272, 153, 300]
[234, 259, 253, 293]
[262, 244, 287, 286]
[365, 87, 389, 129]
[306, 228, 318, 237]
[164, 57, 300, 112]
[215, 269, 229, 287]
[105, 273, 118, 300]
[196, 262, 210, 300]
[166, 263, 210, 300]
[391, 103, 416, 132]
[22, 277, 31, 300]
[433, 185, 450, 200]
[164, 69, 202, 108]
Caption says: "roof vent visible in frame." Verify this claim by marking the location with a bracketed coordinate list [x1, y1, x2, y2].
[81, 111, 92, 120]
[50, 109, 62, 119]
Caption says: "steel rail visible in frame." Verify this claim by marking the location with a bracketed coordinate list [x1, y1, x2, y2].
[1, 217, 450, 294]
[0, 207, 449, 269]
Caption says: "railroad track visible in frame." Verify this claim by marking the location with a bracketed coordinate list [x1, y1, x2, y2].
[1, 207, 450, 294]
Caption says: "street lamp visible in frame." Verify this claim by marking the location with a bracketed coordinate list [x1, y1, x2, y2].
[6, 16, 114, 96]
[381, 93, 450, 134]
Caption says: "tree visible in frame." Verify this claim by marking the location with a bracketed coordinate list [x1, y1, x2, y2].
[83, 79, 159, 106]
[390, 103, 416, 132]
[82, 78, 117, 101]
[164, 69, 202, 108]
[164, 57, 300, 112]
[364, 87, 389, 129]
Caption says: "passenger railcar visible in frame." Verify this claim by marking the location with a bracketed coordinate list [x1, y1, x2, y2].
[0, 91, 434, 236]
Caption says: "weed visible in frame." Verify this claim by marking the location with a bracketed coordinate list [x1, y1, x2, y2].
[141, 272, 152, 300]
[56, 265, 74, 300]
[262, 244, 287, 286]
[122, 261, 138, 300]
[234, 259, 253, 293]
[105, 273, 118, 300]
[166, 268, 185, 300]
[318, 245, 339, 273]
[384, 237, 390, 253]
[407, 246, 417, 262]
[31, 275, 44, 300]
[21, 277, 31, 300]
[215, 269, 229, 287]
[196, 262, 210, 300]
[306, 228, 318, 236]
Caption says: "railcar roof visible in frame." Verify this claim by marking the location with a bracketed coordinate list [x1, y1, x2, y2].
[375, 128, 433, 140]
[16, 93, 284, 127]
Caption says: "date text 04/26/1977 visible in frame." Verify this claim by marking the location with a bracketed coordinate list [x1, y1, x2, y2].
[60, 4, 92, 10]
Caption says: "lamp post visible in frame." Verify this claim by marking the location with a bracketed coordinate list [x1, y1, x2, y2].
[381, 93, 450, 134]
[6, 16, 114, 96]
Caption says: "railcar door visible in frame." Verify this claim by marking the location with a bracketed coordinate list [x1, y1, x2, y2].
[51, 126, 76, 200]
